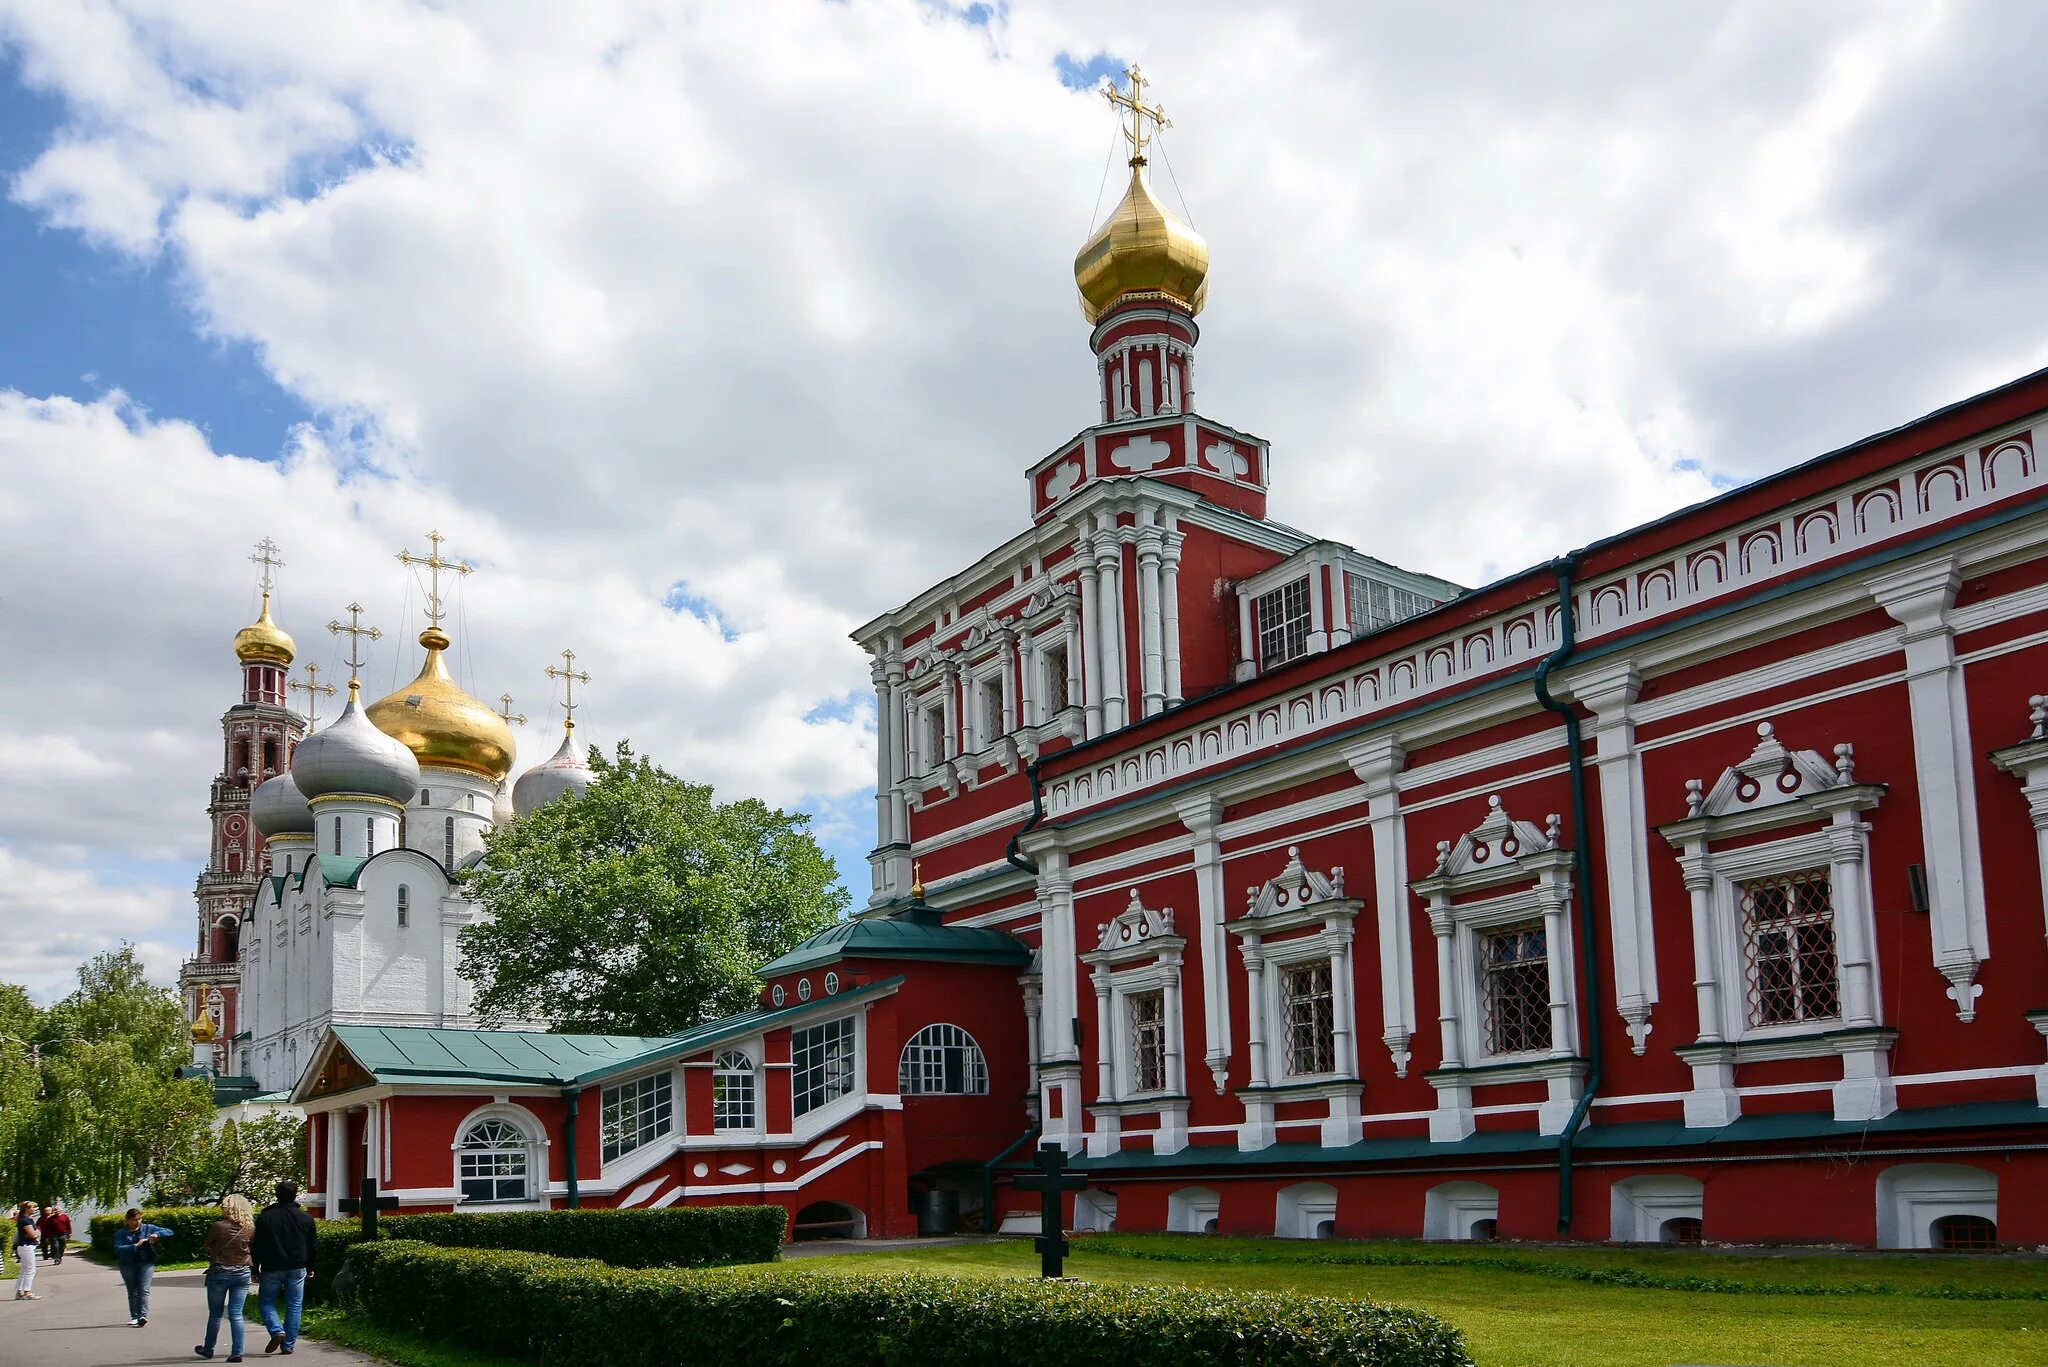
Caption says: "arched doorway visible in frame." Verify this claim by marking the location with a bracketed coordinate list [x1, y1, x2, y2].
[792, 1200, 867, 1241]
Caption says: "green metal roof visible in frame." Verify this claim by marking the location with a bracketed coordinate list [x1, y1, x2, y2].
[757, 903, 1032, 977]
[310, 975, 910, 1096]
[1064, 1099, 2048, 1174]
[291, 854, 368, 891]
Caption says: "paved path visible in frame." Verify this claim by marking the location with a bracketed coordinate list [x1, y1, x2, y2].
[0, 1254, 372, 1366]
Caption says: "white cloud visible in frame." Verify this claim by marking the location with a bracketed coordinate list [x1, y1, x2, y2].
[5, 1, 2048, 991]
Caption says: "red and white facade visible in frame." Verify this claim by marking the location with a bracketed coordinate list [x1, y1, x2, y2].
[286, 144, 2048, 1254]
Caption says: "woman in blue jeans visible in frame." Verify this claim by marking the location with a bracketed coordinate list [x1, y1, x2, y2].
[112, 1209, 172, 1325]
[195, 1194, 256, 1361]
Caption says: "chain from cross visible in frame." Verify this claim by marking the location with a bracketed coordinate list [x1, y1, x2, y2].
[289, 663, 338, 727]
[327, 603, 383, 690]
[249, 538, 285, 593]
[1105, 64, 1169, 167]
[337, 1174, 401, 1238]
[1013, 1142, 1090, 1278]
[545, 649, 591, 732]
[497, 694, 528, 727]
[396, 529, 474, 629]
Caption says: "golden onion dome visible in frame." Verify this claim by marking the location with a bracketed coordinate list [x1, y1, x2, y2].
[365, 627, 516, 782]
[190, 1012, 217, 1045]
[232, 592, 297, 666]
[1074, 164, 1210, 325]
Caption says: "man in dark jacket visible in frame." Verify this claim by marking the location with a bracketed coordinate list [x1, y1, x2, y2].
[250, 1182, 318, 1355]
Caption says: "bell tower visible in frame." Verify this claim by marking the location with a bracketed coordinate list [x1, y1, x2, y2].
[182, 538, 309, 1075]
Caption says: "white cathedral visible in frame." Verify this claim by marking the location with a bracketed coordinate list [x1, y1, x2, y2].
[186, 538, 591, 1096]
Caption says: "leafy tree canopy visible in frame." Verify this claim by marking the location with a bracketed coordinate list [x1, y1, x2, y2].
[151, 1112, 307, 1206]
[1, 947, 215, 1206]
[460, 741, 846, 1035]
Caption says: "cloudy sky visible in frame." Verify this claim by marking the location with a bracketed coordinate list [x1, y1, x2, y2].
[3, 1, 2045, 1002]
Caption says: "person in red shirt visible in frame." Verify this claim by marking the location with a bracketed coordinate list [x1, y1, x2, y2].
[39, 1201, 71, 1264]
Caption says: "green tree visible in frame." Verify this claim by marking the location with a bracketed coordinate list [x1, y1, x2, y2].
[461, 741, 846, 1034]
[2, 947, 214, 1206]
[150, 1113, 308, 1205]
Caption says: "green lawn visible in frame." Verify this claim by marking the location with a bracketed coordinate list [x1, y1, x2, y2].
[796, 1236, 2048, 1367]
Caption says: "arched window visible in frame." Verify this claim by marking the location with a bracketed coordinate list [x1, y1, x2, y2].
[1932, 1214, 1998, 1251]
[712, 1050, 757, 1131]
[1661, 1217, 1704, 1245]
[366, 817, 376, 855]
[263, 737, 279, 773]
[458, 1117, 531, 1203]
[396, 886, 410, 928]
[332, 817, 342, 855]
[898, 1023, 988, 1096]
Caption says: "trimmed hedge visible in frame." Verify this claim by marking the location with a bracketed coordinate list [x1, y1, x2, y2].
[378, 1206, 786, 1269]
[344, 1240, 1473, 1367]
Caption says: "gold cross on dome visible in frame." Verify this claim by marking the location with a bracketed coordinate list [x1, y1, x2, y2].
[545, 649, 591, 732]
[249, 538, 285, 592]
[497, 694, 528, 728]
[290, 663, 338, 727]
[396, 529, 474, 629]
[327, 602, 383, 691]
[1105, 65, 1170, 167]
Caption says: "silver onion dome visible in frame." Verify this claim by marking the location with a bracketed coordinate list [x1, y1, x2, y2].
[250, 769, 315, 837]
[291, 687, 421, 806]
[512, 730, 594, 816]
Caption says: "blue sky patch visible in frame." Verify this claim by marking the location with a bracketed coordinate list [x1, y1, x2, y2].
[663, 583, 741, 641]
[1055, 51, 1124, 92]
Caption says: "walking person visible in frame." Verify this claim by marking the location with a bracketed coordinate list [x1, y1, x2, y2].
[113, 1207, 174, 1325]
[11, 1201, 40, 1300]
[40, 1201, 70, 1263]
[250, 1182, 317, 1356]
[196, 1194, 256, 1362]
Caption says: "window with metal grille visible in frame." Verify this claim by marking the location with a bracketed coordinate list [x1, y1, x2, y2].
[1347, 575, 1435, 633]
[898, 1023, 988, 1095]
[1932, 1214, 1997, 1251]
[916, 705, 945, 770]
[1128, 990, 1167, 1093]
[1739, 869, 1841, 1027]
[1043, 643, 1070, 715]
[1256, 578, 1313, 669]
[1480, 921, 1551, 1055]
[1281, 959, 1336, 1076]
[457, 1118, 530, 1203]
[976, 676, 1004, 748]
[712, 1050, 756, 1131]
[600, 1071, 674, 1162]
[793, 1016, 858, 1116]
[443, 816, 455, 872]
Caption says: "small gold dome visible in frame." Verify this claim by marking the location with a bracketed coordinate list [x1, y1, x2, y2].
[1074, 165, 1209, 325]
[365, 627, 516, 782]
[233, 593, 297, 666]
[190, 1013, 217, 1045]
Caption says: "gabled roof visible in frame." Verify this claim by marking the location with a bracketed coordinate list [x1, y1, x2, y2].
[293, 975, 908, 1101]
[757, 904, 1032, 977]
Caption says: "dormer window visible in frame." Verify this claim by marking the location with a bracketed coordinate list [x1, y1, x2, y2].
[1255, 578, 1312, 669]
[1348, 575, 1434, 633]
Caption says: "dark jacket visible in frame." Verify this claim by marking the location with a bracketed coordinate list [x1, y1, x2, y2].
[250, 1201, 318, 1274]
[202, 1218, 253, 1271]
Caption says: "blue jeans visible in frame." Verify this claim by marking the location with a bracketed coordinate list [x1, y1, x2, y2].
[118, 1261, 154, 1320]
[258, 1268, 305, 1347]
[204, 1268, 251, 1356]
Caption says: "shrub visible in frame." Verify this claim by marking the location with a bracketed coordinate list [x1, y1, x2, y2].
[379, 1207, 786, 1269]
[344, 1240, 1473, 1367]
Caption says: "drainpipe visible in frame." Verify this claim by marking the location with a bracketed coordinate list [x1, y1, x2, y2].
[1004, 758, 1046, 876]
[981, 1122, 1042, 1232]
[1531, 553, 1603, 1235]
[562, 1086, 582, 1209]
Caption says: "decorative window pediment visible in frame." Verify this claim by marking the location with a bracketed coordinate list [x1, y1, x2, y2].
[1670, 722, 1882, 837]
[1091, 887, 1181, 960]
[1424, 795, 1564, 887]
[1234, 846, 1360, 934]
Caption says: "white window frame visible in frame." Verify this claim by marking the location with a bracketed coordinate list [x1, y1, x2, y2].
[1698, 834, 1862, 1047]
[600, 1069, 675, 1163]
[897, 1023, 990, 1096]
[791, 1013, 861, 1118]
[711, 1047, 759, 1134]
[1082, 890, 1189, 1155]
[451, 1104, 547, 1209]
[1254, 576, 1312, 670]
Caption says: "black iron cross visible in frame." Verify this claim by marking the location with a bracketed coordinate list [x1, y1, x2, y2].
[1013, 1142, 1090, 1278]
[337, 1175, 400, 1238]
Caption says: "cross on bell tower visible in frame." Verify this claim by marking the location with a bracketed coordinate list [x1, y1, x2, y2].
[1105, 65, 1170, 168]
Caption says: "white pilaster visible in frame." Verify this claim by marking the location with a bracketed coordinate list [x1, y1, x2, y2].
[1346, 737, 1416, 1076]
[1575, 662, 1659, 1053]
[1136, 526, 1166, 717]
[1176, 795, 1231, 1093]
[1076, 554, 1104, 738]
[1161, 530, 1185, 707]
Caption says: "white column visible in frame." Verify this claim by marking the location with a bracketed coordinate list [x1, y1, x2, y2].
[1161, 531, 1185, 707]
[1430, 906, 1461, 1066]
[1091, 967, 1113, 1103]
[1093, 522, 1128, 731]
[1542, 903, 1572, 1056]
[1347, 737, 1416, 1076]
[1176, 795, 1231, 1093]
[1576, 663, 1659, 1054]
[869, 655, 895, 900]
[1680, 853, 1721, 1040]
[324, 1111, 347, 1217]
[1827, 815, 1879, 1027]
[1136, 527, 1166, 717]
[1240, 942, 1269, 1087]
[1235, 586, 1257, 682]
[1163, 956, 1185, 1095]
[1328, 928, 1357, 1077]
[1869, 558, 1988, 1020]
[1017, 634, 1037, 729]
[1076, 553, 1104, 738]
[885, 660, 909, 844]
[1305, 560, 1330, 652]
[1063, 614, 1084, 727]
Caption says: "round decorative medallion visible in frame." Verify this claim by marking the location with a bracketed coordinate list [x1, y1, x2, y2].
[772, 1159, 788, 1175]
[693, 1162, 710, 1178]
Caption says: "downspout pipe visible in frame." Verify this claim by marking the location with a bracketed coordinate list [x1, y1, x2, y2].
[1005, 758, 1047, 876]
[1531, 552, 1604, 1235]
[981, 1122, 1043, 1232]
[562, 1086, 582, 1209]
